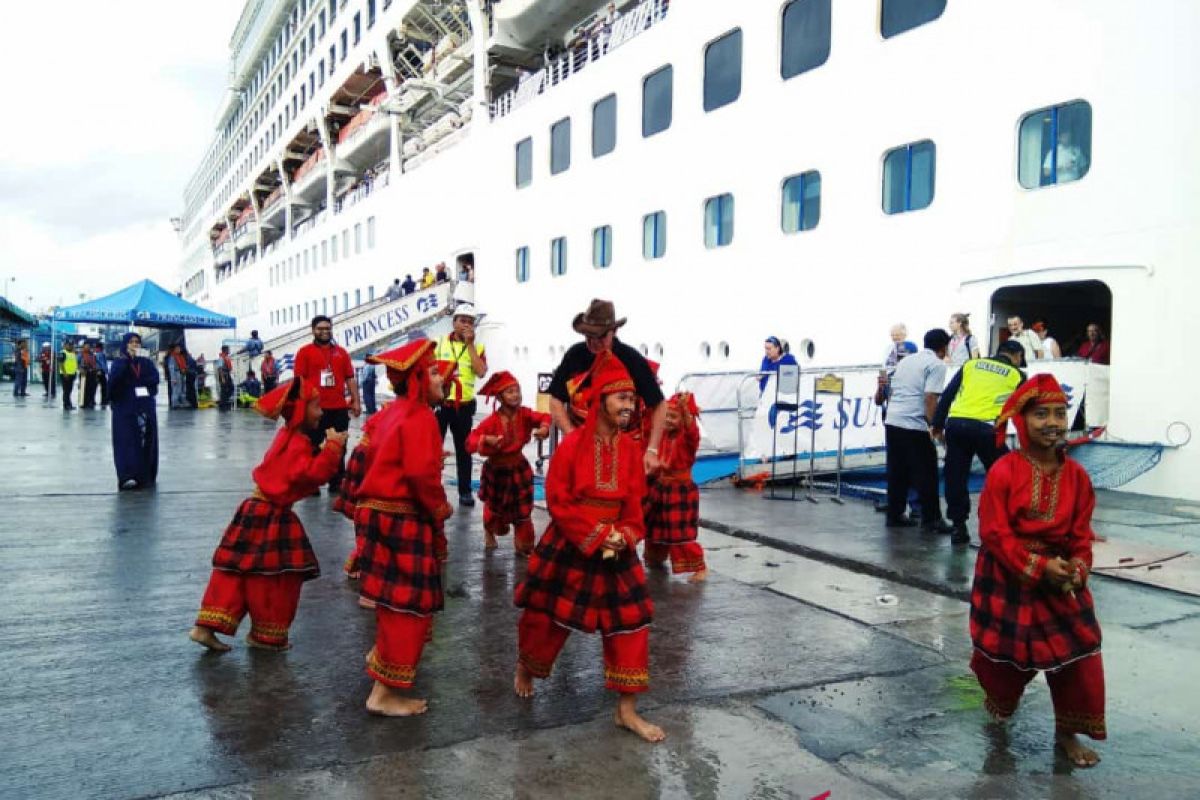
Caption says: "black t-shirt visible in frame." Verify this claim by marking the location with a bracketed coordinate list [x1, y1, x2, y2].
[548, 339, 664, 408]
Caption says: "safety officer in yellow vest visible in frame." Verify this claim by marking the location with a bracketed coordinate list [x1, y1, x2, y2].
[58, 339, 79, 411]
[435, 303, 488, 506]
[931, 339, 1025, 545]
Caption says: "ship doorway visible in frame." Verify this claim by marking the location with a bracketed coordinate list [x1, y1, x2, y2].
[988, 279, 1111, 358]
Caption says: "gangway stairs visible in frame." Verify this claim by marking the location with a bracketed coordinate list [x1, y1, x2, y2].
[233, 283, 454, 380]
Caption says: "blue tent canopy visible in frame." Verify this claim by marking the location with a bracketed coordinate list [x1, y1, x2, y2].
[53, 279, 235, 329]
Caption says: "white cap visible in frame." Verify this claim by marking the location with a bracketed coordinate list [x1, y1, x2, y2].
[453, 302, 478, 320]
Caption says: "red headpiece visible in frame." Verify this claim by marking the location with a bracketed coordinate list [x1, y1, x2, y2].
[254, 377, 317, 430]
[478, 370, 519, 397]
[588, 352, 635, 410]
[994, 373, 1069, 448]
[667, 391, 700, 418]
[369, 340, 437, 401]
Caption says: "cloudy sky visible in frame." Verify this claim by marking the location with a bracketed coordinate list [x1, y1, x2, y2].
[0, 0, 242, 313]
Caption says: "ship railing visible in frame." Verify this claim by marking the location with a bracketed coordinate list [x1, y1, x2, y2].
[488, 0, 670, 120]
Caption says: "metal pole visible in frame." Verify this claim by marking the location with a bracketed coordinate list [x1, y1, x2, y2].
[805, 373, 818, 503]
[831, 381, 846, 505]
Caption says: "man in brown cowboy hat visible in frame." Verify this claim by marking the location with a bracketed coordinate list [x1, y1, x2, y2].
[547, 299, 666, 472]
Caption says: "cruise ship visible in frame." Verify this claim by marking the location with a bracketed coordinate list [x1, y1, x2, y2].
[177, 0, 1200, 501]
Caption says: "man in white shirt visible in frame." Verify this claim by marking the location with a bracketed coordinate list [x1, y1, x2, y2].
[1006, 316, 1042, 366]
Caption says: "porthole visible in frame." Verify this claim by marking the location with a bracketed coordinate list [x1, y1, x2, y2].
[654, 343, 664, 359]
[700, 342, 711, 360]
[799, 338, 816, 361]
[718, 341, 730, 360]
[639, 343, 649, 356]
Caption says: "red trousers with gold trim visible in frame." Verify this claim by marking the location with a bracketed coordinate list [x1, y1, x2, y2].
[517, 609, 649, 694]
[366, 607, 433, 689]
[484, 507, 535, 554]
[971, 650, 1107, 740]
[644, 541, 706, 574]
[195, 570, 305, 648]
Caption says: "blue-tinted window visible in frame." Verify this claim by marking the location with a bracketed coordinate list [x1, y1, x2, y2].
[704, 194, 735, 248]
[593, 226, 613, 268]
[782, 171, 821, 233]
[882, 140, 936, 214]
[643, 211, 667, 259]
[515, 247, 530, 283]
[550, 237, 567, 276]
[704, 29, 742, 112]
[592, 94, 617, 158]
[515, 137, 532, 188]
[550, 118, 571, 175]
[1018, 101, 1092, 189]
[781, 0, 831, 79]
[880, 0, 946, 39]
[642, 66, 673, 138]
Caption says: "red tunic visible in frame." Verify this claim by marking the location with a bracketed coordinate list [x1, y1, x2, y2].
[971, 451, 1102, 670]
[466, 406, 550, 459]
[354, 399, 452, 521]
[514, 425, 653, 634]
[644, 419, 701, 545]
[467, 407, 550, 524]
[293, 342, 355, 410]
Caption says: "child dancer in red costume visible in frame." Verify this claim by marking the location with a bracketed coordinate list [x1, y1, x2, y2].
[970, 374, 1106, 767]
[466, 371, 550, 554]
[643, 391, 706, 582]
[190, 377, 347, 652]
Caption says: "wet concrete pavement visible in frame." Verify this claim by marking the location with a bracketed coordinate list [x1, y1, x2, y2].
[2, 393, 1198, 798]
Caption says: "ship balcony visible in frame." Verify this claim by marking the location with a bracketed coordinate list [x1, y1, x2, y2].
[290, 149, 327, 202]
[233, 219, 258, 251]
[337, 102, 391, 171]
[260, 189, 288, 229]
[212, 239, 233, 266]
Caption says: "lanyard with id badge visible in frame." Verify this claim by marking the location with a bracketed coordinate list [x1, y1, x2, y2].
[319, 346, 338, 389]
[131, 360, 151, 397]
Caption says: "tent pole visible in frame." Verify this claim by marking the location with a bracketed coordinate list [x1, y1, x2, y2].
[49, 315, 57, 400]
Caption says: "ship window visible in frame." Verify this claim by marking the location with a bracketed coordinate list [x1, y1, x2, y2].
[781, 170, 821, 233]
[368, 0, 376, 28]
[304, 250, 310, 272]
[322, 298, 328, 315]
[368, 286, 375, 301]
[515, 137, 533, 188]
[355, 289, 362, 306]
[592, 94, 617, 158]
[343, 230, 350, 259]
[882, 140, 935, 214]
[880, 0, 946, 39]
[322, 240, 328, 265]
[341, 30, 348, 60]
[516, 246, 530, 283]
[704, 193, 735, 248]
[593, 226, 613, 268]
[550, 237, 568, 276]
[367, 216, 376, 248]
[781, 0, 831, 80]
[550, 118, 571, 175]
[353, 13, 361, 45]
[355, 223, 363, 254]
[344, 291, 350, 310]
[704, 29, 742, 112]
[331, 235, 339, 262]
[642, 65, 673, 138]
[642, 211, 667, 259]
[1018, 101, 1092, 189]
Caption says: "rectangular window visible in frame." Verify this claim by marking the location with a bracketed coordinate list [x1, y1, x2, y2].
[882, 140, 936, 214]
[312, 245, 318, 269]
[330, 235, 339, 262]
[354, 223, 363, 254]
[343, 292, 350, 310]
[368, 286, 375, 301]
[704, 29, 742, 112]
[355, 288, 362, 306]
[592, 225, 613, 268]
[880, 0, 946, 39]
[550, 118, 571, 175]
[782, 170, 822, 233]
[323, 297, 328, 314]
[322, 240, 328, 265]
[642, 66, 673, 138]
[343, 230, 350, 258]
[515, 137, 533, 188]
[704, 193, 735, 248]
[331, 295, 337, 314]
[304, 250, 310, 272]
[550, 237, 568, 276]
[642, 211, 667, 259]
[781, 0, 831, 79]
[516, 246, 530, 282]
[341, 30, 348, 60]
[592, 94, 617, 158]
[367, 216, 376, 248]
[1018, 100, 1092, 189]
[368, 0, 376, 27]
[353, 13, 361, 44]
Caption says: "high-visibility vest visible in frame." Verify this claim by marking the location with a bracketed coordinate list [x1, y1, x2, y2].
[59, 351, 78, 376]
[435, 336, 485, 403]
[948, 358, 1022, 423]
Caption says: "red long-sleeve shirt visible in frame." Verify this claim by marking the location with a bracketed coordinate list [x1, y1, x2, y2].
[545, 426, 646, 557]
[466, 406, 550, 460]
[354, 398, 452, 524]
[656, 418, 700, 478]
[252, 429, 345, 506]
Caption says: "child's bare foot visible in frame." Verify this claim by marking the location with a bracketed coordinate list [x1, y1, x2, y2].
[688, 568, 708, 584]
[514, 662, 535, 698]
[366, 681, 428, 716]
[484, 531, 498, 550]
[614, 696, 666, 743]
[189, 626, 231, 652]
[1056, 732, 1101, 767]
[358, 596, 377, 610]
[246, 636, 291, 652]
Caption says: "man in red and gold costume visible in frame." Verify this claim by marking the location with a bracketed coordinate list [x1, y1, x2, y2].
[644, 391, 706, 582]
[514, 353, 664, 743]
[352, 340, 453, 717]
[189, 377, 347, 652]
[970, 374, 1106, 767]
[466, 371, 550, 554]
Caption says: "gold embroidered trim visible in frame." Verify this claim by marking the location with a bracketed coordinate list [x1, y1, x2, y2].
[594, 434, 619, 492]
[249, 621, 289, 642]
[196, 607, 240, 632]
[582, 523, 609, 553]
[1020, 552, 1042, 584]
[1055, 710, 1107, 737]
[1023, 455, 1063, 521]
[984, 694, 1019, 721]
[359, 499, 421, 516]
[519, 652, 554, 678]
[671, 556, 706, 573]
[366, 650, 417, 686]
[604, 666, 649, 688]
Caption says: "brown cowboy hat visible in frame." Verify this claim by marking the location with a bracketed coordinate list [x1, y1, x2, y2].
[572, 299, 627, 336]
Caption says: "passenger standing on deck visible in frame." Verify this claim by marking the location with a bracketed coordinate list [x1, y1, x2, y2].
[882, 323, 910, 374]
[884, 329, 953, 532]
[547, 299, 666, 474]
[946, 313, 980, 367]
[240, 330, 264, 370]
[420, 267, 434, 290]
[931, 340, 1025, 545]
[108, 333, 159, 491]
[386, 279, 403, 301]
[58, 340, 78, 410]
[758, 336, 797, 394]
[293, 316, 361, 491]
[1031, 321, 1062, 360]
[1076, 324, 1110, 365]
[1006, 316, 1042, 365]
[435, 304, 487, 506]
[401, 274, 416, 296]
[189, 377, 347, 653]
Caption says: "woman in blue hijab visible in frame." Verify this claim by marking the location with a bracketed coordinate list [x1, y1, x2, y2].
[758, 335, 798, 393]
[109, 332, 160, 490]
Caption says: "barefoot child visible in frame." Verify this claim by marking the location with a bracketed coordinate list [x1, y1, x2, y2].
[643, 391, 706, 582]
[513, 353, 664, 743]
[970, 374, 1106, 767]
[465, 371, 550, 554]
[352, 341, 453, 716]
[190, 378, 347, 652]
